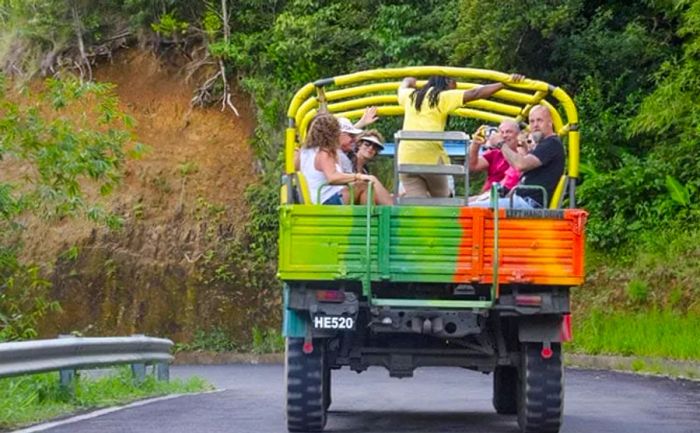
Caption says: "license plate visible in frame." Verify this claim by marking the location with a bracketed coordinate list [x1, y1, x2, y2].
[313, 315, 355, 330]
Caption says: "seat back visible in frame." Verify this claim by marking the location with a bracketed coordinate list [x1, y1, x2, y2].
[294, 171, 312, 204]
[549, 175, 568, 209]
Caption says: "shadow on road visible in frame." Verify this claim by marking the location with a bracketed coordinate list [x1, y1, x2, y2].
[327, 409, 520, 433]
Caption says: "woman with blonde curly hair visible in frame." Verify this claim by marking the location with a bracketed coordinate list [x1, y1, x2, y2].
[299, 114, 392, 205]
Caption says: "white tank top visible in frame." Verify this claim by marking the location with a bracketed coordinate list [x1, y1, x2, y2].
[300, 147, 344, 204]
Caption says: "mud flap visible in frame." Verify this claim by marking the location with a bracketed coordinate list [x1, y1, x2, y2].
[518, 315, 562, 343]
[283, 285, 308, 338]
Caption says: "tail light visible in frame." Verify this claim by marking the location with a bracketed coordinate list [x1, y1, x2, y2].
[515, 294, 542, 306]
[560, 313, 573, 342]
[315, 290, 345, 303]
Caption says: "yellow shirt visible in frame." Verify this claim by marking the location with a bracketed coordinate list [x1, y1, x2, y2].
[397, 87, 464, 164]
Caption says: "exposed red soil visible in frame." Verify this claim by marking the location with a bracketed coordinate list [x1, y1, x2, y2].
[12, 49, 272, 341]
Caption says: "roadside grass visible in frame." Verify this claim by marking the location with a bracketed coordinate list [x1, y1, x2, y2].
[566, 309, 700, 360]
[174, 326, 283, 354]
[0, 367, 211, 430]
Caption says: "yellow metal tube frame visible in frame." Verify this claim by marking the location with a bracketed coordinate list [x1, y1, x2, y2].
[285, 66, 579, 184]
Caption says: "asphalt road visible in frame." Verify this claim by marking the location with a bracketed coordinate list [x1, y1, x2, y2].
[35, 364, 700, 433]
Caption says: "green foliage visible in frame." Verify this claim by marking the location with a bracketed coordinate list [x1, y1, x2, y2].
[0, 259, 59, 342]
[578, 139, 700, 249]
[243, 169, 280, 263]
[576, 227, 700, 329]
[626, 279, 649, 304]
[0, 368, 210, 429]
[202, 7, 222, 41]
[151, 12, 189, 38]
[0, 76, 137, 223]
[251, 326, 283, 354]
[0, 75, 137, 340]
[568, 308, 700, 360]
[665, 175, 690, 206]
[177, 161, 199, 177]
[174, 326, 237, 352]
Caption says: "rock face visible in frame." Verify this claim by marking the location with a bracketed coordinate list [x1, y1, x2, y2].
[34, 50, 281, 343]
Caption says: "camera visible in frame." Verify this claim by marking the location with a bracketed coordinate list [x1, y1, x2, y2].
[474, 125, 498, 140]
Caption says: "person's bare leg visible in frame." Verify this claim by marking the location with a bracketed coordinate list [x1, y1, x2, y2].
[352, 182, 366, 204]
[341, 187, 351, 204]
[371, 181, 393, 205]
[400, 174, 429, 197]
[425, 174, 450, 198]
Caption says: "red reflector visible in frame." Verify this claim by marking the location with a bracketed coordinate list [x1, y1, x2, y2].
[541, 346, 553, 359]
[302, 341, 313, 354]
[315, 290, 345, 303]
[560, 314, 573, 342]
[515, 295, 542, 306]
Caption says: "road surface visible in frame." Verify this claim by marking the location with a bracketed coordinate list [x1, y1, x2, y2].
[32, 364, 700, 433]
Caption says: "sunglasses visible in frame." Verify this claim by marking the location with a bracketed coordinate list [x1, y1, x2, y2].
[360, 140, 380, 149]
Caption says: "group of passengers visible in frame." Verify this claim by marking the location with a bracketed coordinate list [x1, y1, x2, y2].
[297, 113, 393, 205]
[297, 73, 565, 209]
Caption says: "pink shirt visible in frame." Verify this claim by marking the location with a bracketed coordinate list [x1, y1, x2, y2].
[501, 166, 522, 190]
[481, 150, 511, 192]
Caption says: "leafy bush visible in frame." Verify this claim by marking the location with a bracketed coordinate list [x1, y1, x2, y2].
[251, 327, 284, 354]
[174, 327, 238, 352]
[0, 75, 139, 340]
[626, 279, 649, 304]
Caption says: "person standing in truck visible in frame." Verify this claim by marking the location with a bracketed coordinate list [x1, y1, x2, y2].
[397, 74, 525, 198]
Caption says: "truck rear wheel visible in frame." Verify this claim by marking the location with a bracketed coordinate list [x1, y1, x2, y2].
[517, 343, 563, 433]
[286, 338, 327, 432]
[493, 366, 518, 414]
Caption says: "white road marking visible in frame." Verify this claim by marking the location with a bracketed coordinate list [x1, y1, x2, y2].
[13, 389, 224, 433]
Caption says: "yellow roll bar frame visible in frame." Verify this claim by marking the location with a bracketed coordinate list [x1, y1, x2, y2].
[285, 66, 580, 207]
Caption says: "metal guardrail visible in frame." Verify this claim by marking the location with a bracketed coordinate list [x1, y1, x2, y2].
[0, 335, 174, 387]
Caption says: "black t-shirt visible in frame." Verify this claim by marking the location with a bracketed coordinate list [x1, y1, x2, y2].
[519, 135, 565, 207]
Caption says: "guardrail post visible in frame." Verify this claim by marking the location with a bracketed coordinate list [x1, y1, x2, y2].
[58, 334, 76, 394]
[59, 368, 76, 393]
[130, 334, 146, 384]
[155, 363, 170, 382]
[131, 363, 146, 384]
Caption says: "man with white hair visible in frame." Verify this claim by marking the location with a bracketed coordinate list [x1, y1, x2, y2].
[469, 119, 521, 193]
[472, 105, 564, 209]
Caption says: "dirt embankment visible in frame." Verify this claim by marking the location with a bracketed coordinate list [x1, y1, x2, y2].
[31, 50, 279, 343]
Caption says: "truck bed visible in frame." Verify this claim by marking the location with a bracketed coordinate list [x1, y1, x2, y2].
[278, 205, 587, 286]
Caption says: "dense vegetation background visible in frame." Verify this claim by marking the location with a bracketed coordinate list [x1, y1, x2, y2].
[0, 0, 698, 358]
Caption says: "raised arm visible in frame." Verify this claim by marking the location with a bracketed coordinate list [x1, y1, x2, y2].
[354, 106, 378, 129]
[462, 74, 525, 104]
[468, 133, 490, 172]
[400, 77, 417, 89]
[499, 142, 542, 172]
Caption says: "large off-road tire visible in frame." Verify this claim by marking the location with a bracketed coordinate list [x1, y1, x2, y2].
[286, 338, 327, 432]
[517, 343, 563, 433]
[493, 365, 518, 414]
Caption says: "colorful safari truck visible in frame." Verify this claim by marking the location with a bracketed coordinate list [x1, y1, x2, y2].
[279, 67, 586, 433]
